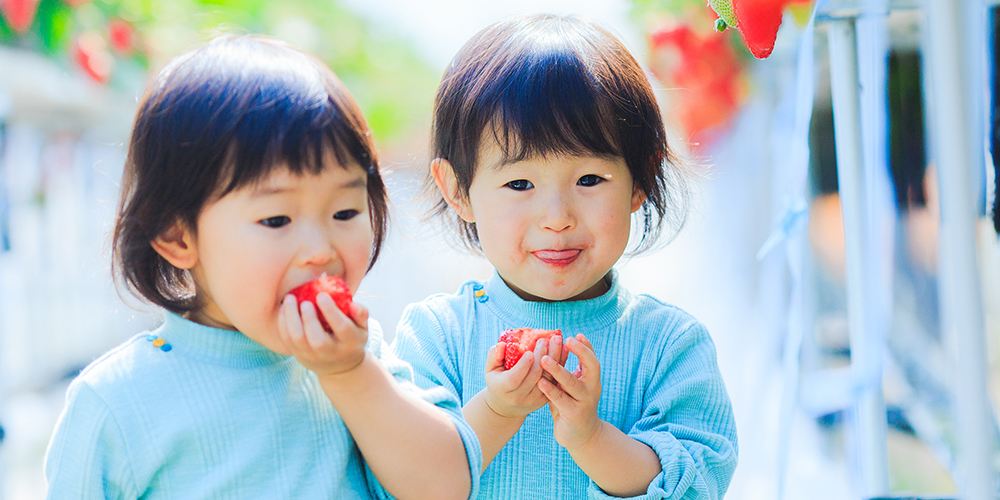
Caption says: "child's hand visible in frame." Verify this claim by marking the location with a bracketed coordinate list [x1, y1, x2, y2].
[278, 293, 369, 379]
[483, 335, 565, 418]
[537, 334, 602, 451]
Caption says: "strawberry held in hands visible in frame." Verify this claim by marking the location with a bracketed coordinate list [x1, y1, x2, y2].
[289, 274, 353, 332]
[500, 328, 562, 370]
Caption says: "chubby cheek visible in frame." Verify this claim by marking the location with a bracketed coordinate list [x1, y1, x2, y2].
[477, 215, 528, 268]
[342, 238, 373, 292]
[470, 198, 529, 262]
[218, 250, 288, 320]
[600, 210, 632, 245]
[337, 216, 374, 292]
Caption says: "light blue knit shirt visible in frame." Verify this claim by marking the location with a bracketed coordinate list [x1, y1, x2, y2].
[45, 312, 482, 499]
[392, 270, 737, 500]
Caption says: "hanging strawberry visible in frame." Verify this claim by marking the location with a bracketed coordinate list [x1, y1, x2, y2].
[73, 32, 114, 84]
[709, 0, 811, 59]
[0, 0, 41, 34]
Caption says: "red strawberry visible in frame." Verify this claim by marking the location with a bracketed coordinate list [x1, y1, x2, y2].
[648, 17, 744, 144]
[710, 0, 793, 59]
[734, 0, 785, 59]
[499, 328, 562, 370]
[108, 19, 135, 54]
[289, 274, 353, 332]
[0, 0, 41, 34]
[73, 32, 114, 84]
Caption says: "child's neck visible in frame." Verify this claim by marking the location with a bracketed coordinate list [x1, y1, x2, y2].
[503, 273, 611, 303]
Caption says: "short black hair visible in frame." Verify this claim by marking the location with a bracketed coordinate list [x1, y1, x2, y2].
[430, 14, 689, 253]
[113, 35, 388, 313]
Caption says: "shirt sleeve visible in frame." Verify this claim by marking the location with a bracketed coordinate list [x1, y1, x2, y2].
[363, 317, 482, 500]
[45, 380, 140, 500]
[589, 322, 738, 500]
[390, 302, 469, 401]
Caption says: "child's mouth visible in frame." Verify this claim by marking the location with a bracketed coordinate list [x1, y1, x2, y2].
[532, 249, 580, 267]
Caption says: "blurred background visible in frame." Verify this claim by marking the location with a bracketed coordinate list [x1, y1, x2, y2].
[0, 0, 998, 498]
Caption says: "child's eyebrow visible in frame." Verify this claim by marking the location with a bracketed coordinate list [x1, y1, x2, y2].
[340, 177, 367, 189]
[249, 185, 294, 197]
[488, 159, 516, 172]
[249, 176, 367, 197]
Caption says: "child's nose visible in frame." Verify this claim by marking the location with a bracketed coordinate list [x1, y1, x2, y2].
[296, 227, 338, 268]
[538, 192, 575, 232]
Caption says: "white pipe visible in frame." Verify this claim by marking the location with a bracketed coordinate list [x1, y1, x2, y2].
[924, 0, 995, 498]
[827, 18, 890, 498]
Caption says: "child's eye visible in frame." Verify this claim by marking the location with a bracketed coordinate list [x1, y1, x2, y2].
[333, 209, 360, 221]
[505, 179, 533, 191]
[259, 216, 291, 228]
[577, 174, 604, 187]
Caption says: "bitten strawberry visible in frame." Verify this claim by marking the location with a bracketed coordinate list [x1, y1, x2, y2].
[289, 273, 353, 332]
[499, 328, 562, 370]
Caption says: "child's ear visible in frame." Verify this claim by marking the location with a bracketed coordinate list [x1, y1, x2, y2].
[150, 220, 199, 270]
[630, 185, 647, 213]
[431, 158, 475, 223]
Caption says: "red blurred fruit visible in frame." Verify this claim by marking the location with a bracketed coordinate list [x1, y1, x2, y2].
[649, 17, 744, 145]
[288, 274, 354, 333]
[73, 32, 114, 83]
[1, 0, 41, 34]
[108, 19, 135, 54]
[499, 328, 562, 370]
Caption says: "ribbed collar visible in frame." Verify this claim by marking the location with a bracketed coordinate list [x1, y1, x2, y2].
[483, 268, 631, 331]
[156, 312, 290, 368]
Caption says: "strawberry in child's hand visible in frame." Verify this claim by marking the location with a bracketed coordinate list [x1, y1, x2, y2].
[289, 274, 353, 332]
[499, 328, 562, 370]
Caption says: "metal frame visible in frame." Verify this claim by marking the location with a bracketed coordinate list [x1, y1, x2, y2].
[826, 17, 891, 497]
[813, 0, 996, 498]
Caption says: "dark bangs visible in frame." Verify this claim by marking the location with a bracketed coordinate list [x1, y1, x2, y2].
[431, 14, 687, 253]
[114, 36, 387, 313]
[480, 48, 622, 166]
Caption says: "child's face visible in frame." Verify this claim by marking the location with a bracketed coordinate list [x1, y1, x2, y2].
[185, 162, 373, 353]
[453, 140, 645, 302]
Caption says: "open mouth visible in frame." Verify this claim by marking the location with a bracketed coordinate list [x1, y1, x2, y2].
[532, 249, 581, 267]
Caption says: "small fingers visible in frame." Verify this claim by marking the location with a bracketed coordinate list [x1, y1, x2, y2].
[501, 350, 534, 390]
[277, 298, 291, 343]
[299, 300, 335, 350]
[566, 335, 601, 381]
[549, 335, 563, 367]
[524, 338, 547, 383]
[317, 293, 369, 348]
[540, 355, 583, 399]
[282, 295, 307, 346]
[315, 293, 350, 333]
[348, 301, 369, 329]
[537, 376, 570, 408]
[486, 343, 505, 373]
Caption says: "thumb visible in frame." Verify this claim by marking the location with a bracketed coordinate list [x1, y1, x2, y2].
[486, 343, 505, 373]
[348, 301, 369, 329]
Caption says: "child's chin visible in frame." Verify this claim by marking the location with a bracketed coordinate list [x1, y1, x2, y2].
[268, 343, 294, 356]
